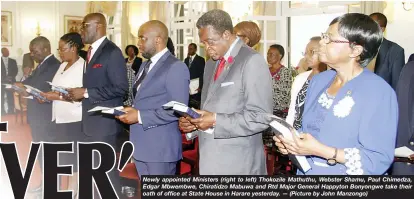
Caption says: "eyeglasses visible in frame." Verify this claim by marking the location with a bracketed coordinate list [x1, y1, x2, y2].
[57, 47, 70, 52]
[321, 33, 356, 45]
[79, 22, 101, 30]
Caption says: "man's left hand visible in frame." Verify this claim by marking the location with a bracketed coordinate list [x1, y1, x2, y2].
[189, 109, 216, 131]
[67, 88, 85, 102]
[116, 107, 139, 124]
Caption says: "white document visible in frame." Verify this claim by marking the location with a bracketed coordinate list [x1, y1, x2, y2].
[189, 78, 199, 95]
[395, 146, 414, 158]
[24, 85, 43, 93]
[269, 115, 311, 173]
[88, 106, 123, 113]
[162, 101, 187, 109]
[3, 84, 12, 89]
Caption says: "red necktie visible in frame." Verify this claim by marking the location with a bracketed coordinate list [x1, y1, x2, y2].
[214, 57, 226, 81]
[86, 46, 92, 65]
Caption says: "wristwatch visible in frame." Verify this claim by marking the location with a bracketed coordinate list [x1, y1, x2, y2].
[327, 148, 338, 166]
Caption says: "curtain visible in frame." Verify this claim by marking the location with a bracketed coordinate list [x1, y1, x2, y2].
[361, 1, 387, 70]
[360, 1, 387, 15]
[207, 1, 223, 10]
[149, 1, 168, 25]
[86, 1, 118, 16]
[121, 1, 131, 54]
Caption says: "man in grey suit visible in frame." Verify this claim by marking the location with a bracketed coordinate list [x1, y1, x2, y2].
[179, 9, 273, 175]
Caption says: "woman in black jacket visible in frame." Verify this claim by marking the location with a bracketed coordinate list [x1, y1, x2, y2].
[125, 45, 142, 75]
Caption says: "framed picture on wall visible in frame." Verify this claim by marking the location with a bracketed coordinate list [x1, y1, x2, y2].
[1, 11, 12, 46]
[64, 15, 83, 34]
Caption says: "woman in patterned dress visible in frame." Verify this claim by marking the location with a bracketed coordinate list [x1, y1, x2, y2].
[286, 37, 328, 130]
[274, 13, 397, 175]
[267, 44, 292, 118]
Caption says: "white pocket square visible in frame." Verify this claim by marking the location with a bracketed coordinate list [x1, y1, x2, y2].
[221, 82, 234, 87]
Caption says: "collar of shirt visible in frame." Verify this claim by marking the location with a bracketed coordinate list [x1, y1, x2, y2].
[2, 57, 8, 63]
[39, 54, 53, 66]
[190, 54, 196, 60]
[149, 47, 168, 70]
[90, 36, 107, 59]
[223, 37, 240, 61]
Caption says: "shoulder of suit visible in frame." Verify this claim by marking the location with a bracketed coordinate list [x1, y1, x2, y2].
[384, 39, 404, 52]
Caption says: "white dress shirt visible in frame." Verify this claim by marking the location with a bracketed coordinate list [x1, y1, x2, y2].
[84, 36, 106, 98]
[136, 47, 169, 124]
[205, 37, 240, 134]
[286, 70, 312, 126]
[52, 57, 85, 123]
[89, 36, 107, 62]
[2, 57, 9, 74]
[188, 54, 196, 67]
[39, 54, 53, 68]
[135, 47, 169, 91]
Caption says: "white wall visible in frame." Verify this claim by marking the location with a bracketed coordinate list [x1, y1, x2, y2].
[290, 13, 344, 67]
[386, 2, 414, 63]
[1, 1, 87, 79]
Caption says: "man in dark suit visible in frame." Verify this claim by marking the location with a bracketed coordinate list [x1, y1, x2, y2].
[370, 13, 405, 90]
[392, 60, 414, 175]
[408, 53, 414, 63]
[68, 13, 128, 197]
[184, 43, 205, 109]
[18, 37, 60, 191]
[1, 47, 18, 114]
[117, 20, 189, 176]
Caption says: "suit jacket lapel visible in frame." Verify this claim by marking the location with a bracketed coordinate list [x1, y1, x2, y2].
[135, 51, 171, 99]
[375, 39, 390, 73]
[204, 39, 244, 105]
[86, 38, 109, 72]
[33, 55, 53, 77]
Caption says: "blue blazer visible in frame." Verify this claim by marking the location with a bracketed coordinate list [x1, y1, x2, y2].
[130, 51, 190, 162]
[23, 55, 60, 128]
[375, 38, 405, 90]
[82, 38, 128, 137]
[299, 69, 398, 175]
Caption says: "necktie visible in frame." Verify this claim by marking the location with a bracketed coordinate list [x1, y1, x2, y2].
[214, 57, 226, 81]
[86, 46, 92, 65]
[133, 60, 152, 98]
[188, 57, 193, 67]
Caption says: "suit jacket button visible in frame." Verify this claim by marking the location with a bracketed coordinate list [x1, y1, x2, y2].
[410, 142, 414, 146]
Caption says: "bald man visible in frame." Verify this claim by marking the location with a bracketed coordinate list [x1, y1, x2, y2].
[117, 20, 190, 176]
[67, 13, 128, 197]
[1, 47, 18, 114]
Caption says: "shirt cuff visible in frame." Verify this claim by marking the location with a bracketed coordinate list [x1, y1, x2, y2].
[138, 110, 142, 124]
[203, 113, 216, 134]
[83, 88, 89, 98]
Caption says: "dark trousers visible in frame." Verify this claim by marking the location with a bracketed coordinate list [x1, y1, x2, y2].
[30, 123, 56, 168]
[85, 134, 121, 198]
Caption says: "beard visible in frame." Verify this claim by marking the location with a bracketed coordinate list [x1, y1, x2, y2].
[141, 47, 157, 60]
